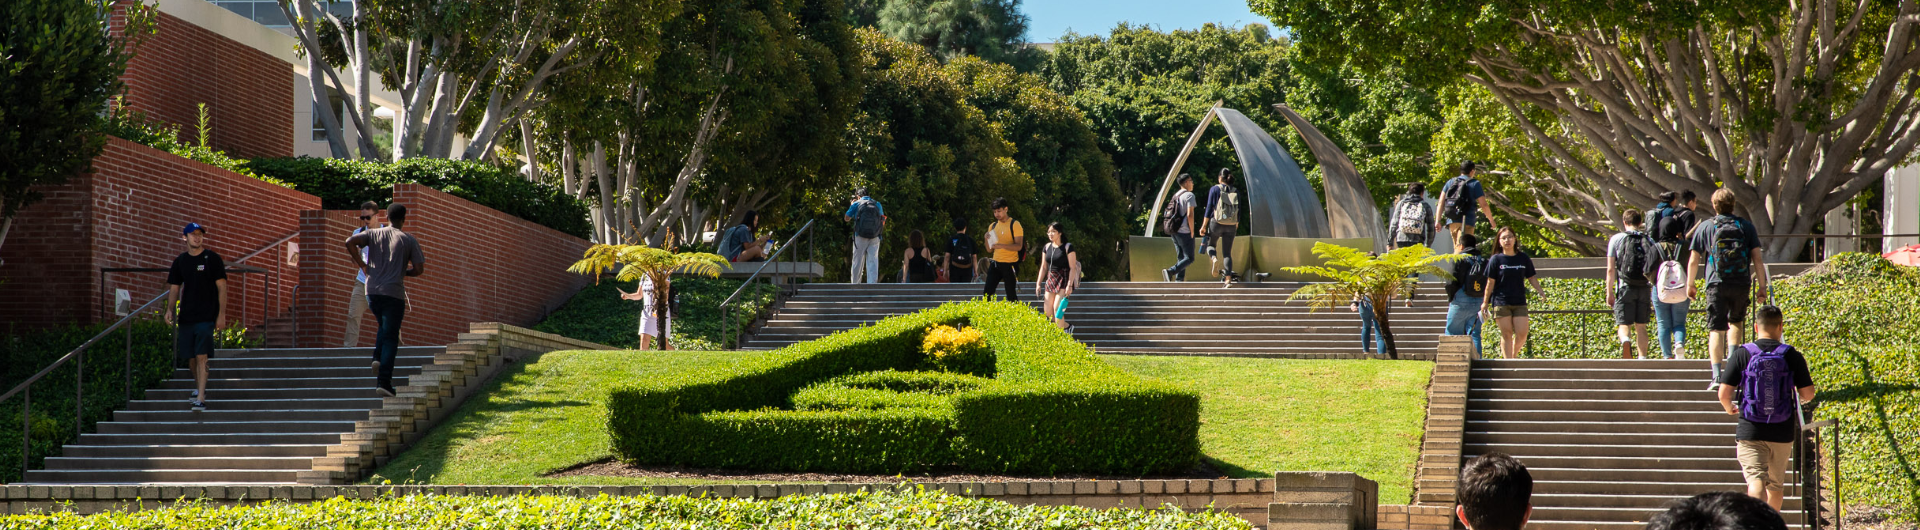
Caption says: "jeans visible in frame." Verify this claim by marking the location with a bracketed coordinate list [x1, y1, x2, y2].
[368, 295, 406, 389]
[1207, 221, 1236, 276]
[983, 262, 1019, 302]
[1358, 299, 1387, 353]
[850, 236, 882, 283]
[1653, 297, 1689, 359]
[1445, 289, 1485, 355]
[1168, 232, 1195, 280]
[343, 281, 368, 347]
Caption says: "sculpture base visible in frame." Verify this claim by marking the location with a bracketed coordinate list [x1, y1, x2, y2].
[1129, 235, 1374, 282]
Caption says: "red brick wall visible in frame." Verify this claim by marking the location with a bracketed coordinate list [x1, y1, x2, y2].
[0, 138, 319, 330]
[294, 184, 592, 347]
[114, 6, 294, 159]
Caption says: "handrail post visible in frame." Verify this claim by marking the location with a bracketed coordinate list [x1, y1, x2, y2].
[124, 325, 132, 403]
[21, 388, 29, 476]
[75, 345, 83, 439]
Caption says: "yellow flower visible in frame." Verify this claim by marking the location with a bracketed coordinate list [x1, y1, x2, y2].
[921, 324, 984, 361]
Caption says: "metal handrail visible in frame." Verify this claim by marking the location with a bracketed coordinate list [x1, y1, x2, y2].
[719, 220, 815, 349]
[2, 231, 297, 477]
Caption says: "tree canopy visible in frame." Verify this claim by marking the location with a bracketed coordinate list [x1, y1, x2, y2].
[873, 0, 1039, 69]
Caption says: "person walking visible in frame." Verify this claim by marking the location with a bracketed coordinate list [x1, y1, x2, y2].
[845, 188, 887, 283]
[1388, 182, 1436, 250]
[1200, 169, 1243, 285]
[1716, 305, 1815, 512]
[345, 203, 426, 397]
[901, 229, 937, 283]
[944, 219, 977, 283]
[983, 198, 1025, 300]
[166, 223, 227, 411]
[1444, 234, 1488, 356]
[716, 210, 771, 263]
[1606, 209, 1660, 359]
[1036, 222, 1080, 332]
[343, 201, 379, 347]
[1436, 161, 1498, 245]
[1480, 227, 1545, 359]
[1688, 188, 1768, 389]
[617, 274, 671, 350]
[1161, 174, 1198, 281]
[1350, 293, 1387, 355]
[1651, 190, 1700, 359]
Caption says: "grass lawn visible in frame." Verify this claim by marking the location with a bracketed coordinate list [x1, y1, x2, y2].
[1101, 355, 1430, 504]
[374, 351, 1431, 502]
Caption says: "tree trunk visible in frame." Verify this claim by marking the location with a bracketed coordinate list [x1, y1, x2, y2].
[518, 117, 540, 182]
[1373, 297, 1398, 360]
[651, 275, 671, 350]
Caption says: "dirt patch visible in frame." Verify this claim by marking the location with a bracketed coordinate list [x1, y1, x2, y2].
[547, 459, 1233, 483]
[1839, 505, 1918, 530]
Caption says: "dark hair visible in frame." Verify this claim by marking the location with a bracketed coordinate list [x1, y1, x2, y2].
[1458, 453, 1533, 530]
[1644, 492, 1787, 530]
[1712, 188, 1737, 215]
[387, 203, 409, 224]
[855, 187, 870, 198]
[1177, 173, 1193, 186]
[1408, 182, 1426, 196]
[360, 201, 379, 211]
[1681, 189, 1698, 204]
[741, 210, 759, 229]
[1459, 233, 1479, 251]
[990, 197, 1010, 211]
[1216, 168, 1232, 185]
[908, 229, 925, 249]
[1495, 226, 1520, 254]
[1460, 160, 1477, 174]
[1658, 191, 1677, 204]
[1047, 221, 1066, 241]
[952, 216, 969, 232]
[1755, 305, 1784, 328]
[1624, 208, 1644, 227]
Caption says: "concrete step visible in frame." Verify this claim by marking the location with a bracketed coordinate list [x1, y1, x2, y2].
[22, 469, 301, 484]
[1466, 431, 1731, 446]
[1473, 359, 1713, 369]
[1530, 492, 1804, 510]
[157, 376, 411, 389]
[1466, 420, 1733, 435]
[1464, 443, 1731, 459]
[1528, 467, 1763, 483]
[1470, 367, 1712, 380]
[213, 346, 445, 359]
[94, 421, 356, 435]
[1466, 455, 1739, 471]
[1473, 378, 1715, 390]
[127, 396, 385, 410]
[1468, 398, 1723, 412]
[73, 432, 344, 446]
[1468, 388, 1722, 401]
[60, 444, 332, 458]
[207, 355, 436, 369]
[1467, 409, 1737, 423]
[40, 456, 315, 471]
[169, 366, 423, 379]
[112, 409, 371, 423]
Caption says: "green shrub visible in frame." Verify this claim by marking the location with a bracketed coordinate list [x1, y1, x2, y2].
[531, 278, 778, 350]
[605, 300, 1202, 476]
[0, 314, 176, 483]
[0, 489, 1254, 529]
[102, 103, 286, 187]
[241, 156, 591, 238]
[828, 370, 992, 394]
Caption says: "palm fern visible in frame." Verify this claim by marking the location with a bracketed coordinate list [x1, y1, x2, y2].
[1282, 242, 1461, 358]
[567, 243, 731, 349]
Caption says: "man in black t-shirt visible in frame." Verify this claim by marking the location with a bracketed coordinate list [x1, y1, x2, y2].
[1688, 189, 1768, 389]
[1715, 306, 1815, 511]
[166, 223, 228, 411]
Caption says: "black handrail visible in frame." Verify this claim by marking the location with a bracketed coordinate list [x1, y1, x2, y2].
[1, 231, 296, 478]
[719, 220, 815, 349]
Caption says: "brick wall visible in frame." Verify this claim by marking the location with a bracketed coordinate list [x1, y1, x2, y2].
[0, 139, 318, 331]
[294, 185, 592, 347]
[113, 5, 294, 159]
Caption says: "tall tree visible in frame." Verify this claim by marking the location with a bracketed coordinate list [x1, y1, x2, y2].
[876, 0, 1039, 69]
[1258, 0, 1920, 260]
[0, 0, 151, 262]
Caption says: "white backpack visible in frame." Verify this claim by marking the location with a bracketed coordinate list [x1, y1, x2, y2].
[1656, 259, 1688, 304]
[1395, 197, 1427, 236]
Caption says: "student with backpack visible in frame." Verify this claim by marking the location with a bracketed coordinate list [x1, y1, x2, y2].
[1688, 188, 1769, 389]
[1200, 169, 1243, 285]
[1606, 209, 1660, 359]
[1387, 182, 1435, 249]
[943, 219, 977, 283]
[844, 188, 887, 284]
[1435, 161, 1498, 246]
[1160, 174, 1198, 281]
[983, 197, 1025, 301]
[1652, 190, 1700, 359]
[1444, 234, 1488, 355]
[1035, 222, 1080, 332]
[1716, 305, 1815, 511]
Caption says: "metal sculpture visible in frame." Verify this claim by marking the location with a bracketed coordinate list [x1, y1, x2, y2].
[1273, 103, 1386, 252]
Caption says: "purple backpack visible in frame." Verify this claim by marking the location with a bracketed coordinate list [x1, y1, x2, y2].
[1738, 343, 1797, 424]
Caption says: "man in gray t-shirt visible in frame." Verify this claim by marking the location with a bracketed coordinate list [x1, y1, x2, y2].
[345, 203, 426, 396]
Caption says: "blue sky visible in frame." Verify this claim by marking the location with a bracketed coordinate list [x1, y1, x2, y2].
[1022, 0, 1272, 43]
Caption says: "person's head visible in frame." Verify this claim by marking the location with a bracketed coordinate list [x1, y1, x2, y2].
[359, 201, 379, 227]
[1495, 227, 1520, 254]
[1460, 160, 1478, 177]
[1681, 189, 1699, 209]
[1408, 182, 1427, 196]
[953, 216, 969, 233]
[1457, 453, 1533, 530]
[855, 187, 870, 200]
[1644, 492, 1787, 530]
[1216, 168, 1233, 186]
[1711, 188, 1737, 215]
[1754, 305, 1785, 339]
[908, 229, 925, 249]
[1657, 191, 1677, 205]
[990, 197, 1010, 221]
[1047, 221, 1065, 245]
[741, 210, 759, 230]
[1623, 208, 1644, 230]
[181, 223, 207, 250]
[1457, 233, 1480, 254]
[1177, 173, 1194, 190]
[387, 203, 409, 228]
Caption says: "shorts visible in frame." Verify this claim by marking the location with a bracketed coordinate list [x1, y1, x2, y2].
[174, 321, 216, 362]
[1045, 272, 1072, 293]
[1613, 284, 1652, 325]
[1706, 283, 1753, 331]
[1736, 440, 1791, 492]
[640, 309, 671, 338]
[1491, 305, 1528, 318]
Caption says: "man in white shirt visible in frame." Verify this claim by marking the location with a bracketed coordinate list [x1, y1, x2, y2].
[343, 201, 379, 347]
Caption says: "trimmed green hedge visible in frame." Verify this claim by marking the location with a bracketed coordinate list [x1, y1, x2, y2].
[242, 157, 591, 238]
[607, 301, 1202, 475]
[0, 489, 1253, 528]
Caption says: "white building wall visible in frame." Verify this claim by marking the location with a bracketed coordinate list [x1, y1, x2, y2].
[1890, 165, 1920, 252]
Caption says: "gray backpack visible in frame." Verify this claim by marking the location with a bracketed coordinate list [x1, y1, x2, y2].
[853, 199, 883, 239]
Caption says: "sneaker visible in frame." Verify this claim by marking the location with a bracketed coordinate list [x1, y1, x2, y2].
[189, 400, 206, 411]
[371, 359, 382, 371]
[1160, 269, 1172, 282]
[377, 386, 397, 397]
[188, 390, 199, 402]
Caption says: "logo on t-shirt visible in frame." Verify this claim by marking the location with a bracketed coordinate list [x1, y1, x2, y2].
[196, 265, 205, 271]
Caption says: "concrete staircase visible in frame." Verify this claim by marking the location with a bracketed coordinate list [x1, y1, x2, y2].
[22, 346, 441, 484]
[1465, 358, 1809, 529]
[742, 282, 1451, 358]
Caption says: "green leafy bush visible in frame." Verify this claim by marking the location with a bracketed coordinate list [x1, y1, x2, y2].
[0, 314, 176, 483]
[241, 156, 591, 238]
[0, 488, 1253, 529]
[531, 278, 778, 350]
[101, 103, 287, 187]
[605, 300, 1201, 475]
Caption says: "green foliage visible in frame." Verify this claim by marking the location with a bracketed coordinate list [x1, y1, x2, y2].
[876, 0, 1039, 69]
[215, 326, 260, 350]
[919, 324, 992, 376]
[0, 0, 150, 219]
[241, 157, 591, 238]
[606, 300, 1201, 475]
[1283, 243, 1459, 357]
[531, 278, 778, 350]
[0, 489, 1255, 528]
[0, 315, 176, 483]
[100, 102, 287, 187]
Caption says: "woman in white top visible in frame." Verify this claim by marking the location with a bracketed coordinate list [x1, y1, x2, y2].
[617, 275, 671, 350]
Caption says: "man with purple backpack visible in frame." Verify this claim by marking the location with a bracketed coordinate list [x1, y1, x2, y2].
[1715, 305, 1816, 512]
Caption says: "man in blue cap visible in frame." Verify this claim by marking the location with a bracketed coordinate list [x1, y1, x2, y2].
[166, 222, 227, 411]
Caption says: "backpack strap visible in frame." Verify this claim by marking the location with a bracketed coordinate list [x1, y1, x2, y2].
[1770, 343, 1792, 356]
[1741, 343, 1763, 356]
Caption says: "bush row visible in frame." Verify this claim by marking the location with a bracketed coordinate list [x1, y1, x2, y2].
[0, 489, 1253, 529]
[0, 315, 177, 483]
[242, 156, 592, 238]
[531, 277, 779, 350]
[606, 300, 1202, 476]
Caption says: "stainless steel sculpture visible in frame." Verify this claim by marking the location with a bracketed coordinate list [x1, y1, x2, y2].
[1143, 105, 1331, 238]
[1274, 103, 1386, 252]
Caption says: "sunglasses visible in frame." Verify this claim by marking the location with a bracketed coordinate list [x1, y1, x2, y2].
[360, 215, 373, 221]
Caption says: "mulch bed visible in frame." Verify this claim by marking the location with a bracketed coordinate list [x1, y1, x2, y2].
[547, 459, 1233, 484]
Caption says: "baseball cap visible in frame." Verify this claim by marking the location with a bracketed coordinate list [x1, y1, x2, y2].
[182, 223, 207, 235]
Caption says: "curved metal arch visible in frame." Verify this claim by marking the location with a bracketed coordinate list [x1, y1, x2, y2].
[1273, 103, 1386, 252]
[1214, 108, 1331, 238]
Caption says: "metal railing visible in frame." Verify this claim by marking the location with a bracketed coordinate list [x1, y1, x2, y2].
[0, 233, 296, 478]
[719, 220, 815, 349]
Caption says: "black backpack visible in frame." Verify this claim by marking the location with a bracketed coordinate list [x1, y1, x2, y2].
[1644, 204, 1673, 240]
[1441, 176, 1477, 221]
[1656, 209, 1692, 244]
[853, 199, 883, 239]
[1618, 232, 1655, 286]
[1460, 255, 1489, 298]
[1160, 191, 1188, 236]
[1709, 216, 1753, 280]
[948, 234, 975, 267]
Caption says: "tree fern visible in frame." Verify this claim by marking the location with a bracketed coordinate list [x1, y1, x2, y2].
[1283, 242, 1461, 358]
